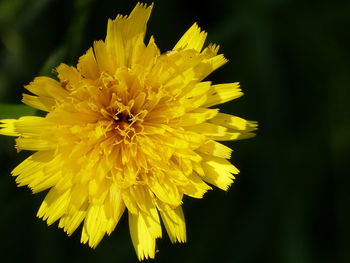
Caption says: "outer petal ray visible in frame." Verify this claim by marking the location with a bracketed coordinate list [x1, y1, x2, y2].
[158, 203, 186, 243]
[174, 23, 207, 52]
[129, 212, 156, 261]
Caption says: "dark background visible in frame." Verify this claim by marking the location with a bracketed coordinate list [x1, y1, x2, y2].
[0, 0, 349, 262]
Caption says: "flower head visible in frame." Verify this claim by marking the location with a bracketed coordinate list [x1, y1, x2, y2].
[0, 3, 256, 260]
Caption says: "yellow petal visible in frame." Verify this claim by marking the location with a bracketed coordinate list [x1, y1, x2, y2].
[147, 174, 182, 207]
[88, 179, 109, 204]
[175, 108, 218, 126]
[121, 187, 139, 214]
[129, 212, 156, 261]
[22, 94, 56, 112]
[125, 3, 153, 39]
[158, 203, 186, 243]
[192, 160, 205, 176]
[37, 188, 71, 226]
[135, 36, 160, 69]
[202, 82, 242, 107]
[12, 151, 55, 176]
[56, 63, 82, 88]
[209, 131, 256, 141]
[209, 113, 258, 132]
[154, 49, 207, 85]
[179, 81, 211, 100]
[202, 54, 228, 75]
[174, 23, 207, 52]
[105, 19, 125, 69]
[69, 184, 88, 208]
[201, 154, 239, 190]
[202, 164, 234, 190]
[14, 116, 51, 136]
[196, 140, 233, 159]
[77, 47, 100, 79]
[25, 168, 61, 194]
[130, 185, 162, 239]
[93, 40, 114, 74]
[180, 53, 228, 83]
[15, 137, 55, 151]
[59, 203, 87, 236]
[24, 76, 69, 100]
[81, 205, 108, 248]
[105, 184, 125, 234]
[0, 119, 19, 136]
[181, 172, 212, 198]
[203, 153, 239, 174]
[81, 201, 122, 248]
[105, 2, 153, 67]
[185, 122, 227, 137]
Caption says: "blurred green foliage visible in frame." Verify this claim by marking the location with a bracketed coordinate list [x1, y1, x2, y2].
[0, 0, 349, 262]
[0, 104, 36, 118]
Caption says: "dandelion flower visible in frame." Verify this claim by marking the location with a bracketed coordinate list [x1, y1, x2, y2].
[0, 3, 257, 260]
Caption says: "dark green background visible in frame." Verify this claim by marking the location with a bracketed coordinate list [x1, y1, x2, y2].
[0, 0, 349, 262]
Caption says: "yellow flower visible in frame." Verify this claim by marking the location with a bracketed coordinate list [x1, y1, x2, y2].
[0, 3, 257, 260]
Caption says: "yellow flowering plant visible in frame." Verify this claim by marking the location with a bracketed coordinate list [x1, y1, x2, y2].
[0, 3, 256, 260]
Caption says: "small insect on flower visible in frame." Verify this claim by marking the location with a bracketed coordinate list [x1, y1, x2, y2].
[0, 2, 257, 261]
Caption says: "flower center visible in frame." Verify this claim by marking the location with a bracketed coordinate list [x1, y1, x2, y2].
[115, 112, 132, 130]
[111, 107, 147, 144]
